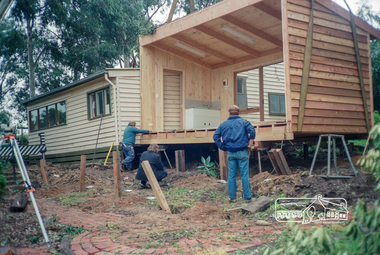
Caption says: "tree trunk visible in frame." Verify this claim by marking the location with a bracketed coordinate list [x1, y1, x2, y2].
[26, 17, 36, 98]
[167, 0, 178, 23]
[190, 0, 194, 13]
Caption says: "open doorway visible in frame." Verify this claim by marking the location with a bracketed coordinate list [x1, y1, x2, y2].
[235, 62, 286, 123]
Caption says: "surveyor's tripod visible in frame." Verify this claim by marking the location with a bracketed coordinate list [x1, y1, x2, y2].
[0, 132, 50, 247]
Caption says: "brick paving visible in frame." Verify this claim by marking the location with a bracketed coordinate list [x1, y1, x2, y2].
[14, 198, 285, 254]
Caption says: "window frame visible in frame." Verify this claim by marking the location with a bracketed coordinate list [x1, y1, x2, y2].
[268, 92, 286, 116]
[236, 76, 248, 109]
[28, 101, 67, 132]
[87, 86, 112, 120]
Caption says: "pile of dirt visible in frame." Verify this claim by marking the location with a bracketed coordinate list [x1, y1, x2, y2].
[251, 170, 378, 205]
[180, 202, 227, 222]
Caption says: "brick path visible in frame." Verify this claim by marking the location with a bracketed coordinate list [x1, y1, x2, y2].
[11, 198, 283, 254]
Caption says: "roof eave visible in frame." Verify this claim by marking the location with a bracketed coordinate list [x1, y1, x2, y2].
[22, 70, 108, 106]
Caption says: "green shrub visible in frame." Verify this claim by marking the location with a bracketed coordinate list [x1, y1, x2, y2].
[0, 161, 7, 196]
[197, 156, 219, 178]
[264, 123, 380, 255]
[374, 110, 380, 125]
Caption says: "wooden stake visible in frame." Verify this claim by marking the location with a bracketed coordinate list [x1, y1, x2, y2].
[39, 159, 48, 184]
[175, 150, 185, 172]
[79, 155, 86, 192]
[218, 149, 228, 180]
[113, 151, 121, 199]
[141, 161, 171, 213]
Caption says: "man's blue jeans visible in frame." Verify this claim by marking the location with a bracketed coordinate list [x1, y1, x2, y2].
[227, 149, 252, 200]
[122, 144, 134, 169]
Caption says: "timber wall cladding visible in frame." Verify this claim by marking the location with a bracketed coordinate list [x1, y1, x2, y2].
[28, 78, 116, 155]
[287, 0, 371, 134]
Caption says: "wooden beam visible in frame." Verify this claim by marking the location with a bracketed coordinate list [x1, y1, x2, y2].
[297, 0, 315, 132]
[345, 1, 370, 132]
[171, 34, 234, 63]
[240, 107, 260, 115]
[141, 161, 171, 213]
[254, 2, 282, 20]
[221, 16, 283, 47]
[140, 0, 265, 46]
[152, 41, 213, 69]
[195, 25, 260, 57]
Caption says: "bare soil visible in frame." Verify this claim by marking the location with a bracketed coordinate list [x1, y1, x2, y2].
[0, 147, 378, 253]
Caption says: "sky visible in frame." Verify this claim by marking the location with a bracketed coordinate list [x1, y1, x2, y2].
[334, 0, 380, 13]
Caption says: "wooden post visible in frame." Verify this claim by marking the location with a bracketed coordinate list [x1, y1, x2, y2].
[113, 151, 121, 199]
[175, 150, 185, 172]
[141, 161, 171, 213]
[259, 66, 264, 121]
[39, 159, 48, 184]
[218, 149, 228, 180]
[79, 155, 86, 192]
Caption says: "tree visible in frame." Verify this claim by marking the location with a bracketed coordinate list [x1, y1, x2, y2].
[356, 0, 380, 111]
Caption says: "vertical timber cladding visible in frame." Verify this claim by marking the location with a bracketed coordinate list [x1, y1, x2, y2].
[163, 71, 182, 131]
[287, 0, 371, 134]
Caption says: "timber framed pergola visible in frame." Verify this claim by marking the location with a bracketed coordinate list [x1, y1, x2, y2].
[139, 0, 380, 146]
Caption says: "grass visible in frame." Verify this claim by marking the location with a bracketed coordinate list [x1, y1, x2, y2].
[58, 192, 89, 206]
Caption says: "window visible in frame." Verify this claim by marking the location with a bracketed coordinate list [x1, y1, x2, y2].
[88, 87, 111, 119]
[237, 76, 247, 109]
[268, 93, 285, 116]
[29, 101, 66, 131]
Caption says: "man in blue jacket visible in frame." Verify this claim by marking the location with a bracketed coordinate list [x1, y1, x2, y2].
[213, 105, 255, 202]
[122, 121, 150, 171]
[136, 144, 168, 189]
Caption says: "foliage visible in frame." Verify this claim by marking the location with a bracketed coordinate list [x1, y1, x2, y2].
[174, 0, 223, 15]
[0, 161, 7, 197]
[263, 225, 336, 255]
[358, 123, 380, 190]
[197, 156, 218, 177]
[265, 122, 380, 255]
[374, 110, 380, 124]
[0, 111, 11, 125]
[64, 224, 86, 237]
[356, 0, 380, 111]
[1, 0, 166, 126]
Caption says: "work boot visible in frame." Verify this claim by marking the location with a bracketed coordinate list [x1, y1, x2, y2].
[140, 183, 148, 189]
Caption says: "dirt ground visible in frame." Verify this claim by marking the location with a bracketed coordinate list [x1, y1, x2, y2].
[0, 145, 378, 254]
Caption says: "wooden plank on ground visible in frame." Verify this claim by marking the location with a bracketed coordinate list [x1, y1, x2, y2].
[272, 149, 287, 175]
[141, 161, 171, 214]
[241, 196, 273, 214]
[276, 149, 292, 175]
[268, 149, 282, 175]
